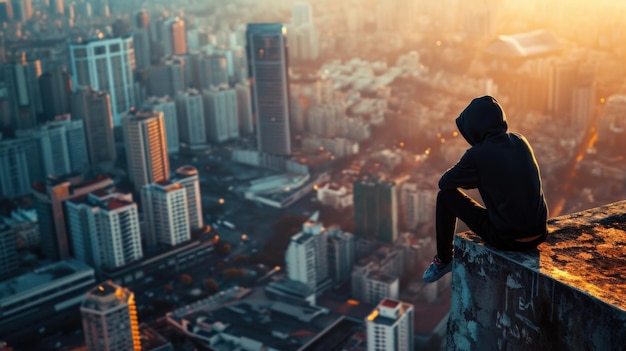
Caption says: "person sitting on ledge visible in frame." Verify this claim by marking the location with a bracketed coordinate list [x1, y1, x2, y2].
[423, 95, 549, 283]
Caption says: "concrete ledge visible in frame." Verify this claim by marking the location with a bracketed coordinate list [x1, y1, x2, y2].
[448, 200, 626, 351]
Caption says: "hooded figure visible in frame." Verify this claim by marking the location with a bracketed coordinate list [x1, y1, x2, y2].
[424, 96, 548, 283]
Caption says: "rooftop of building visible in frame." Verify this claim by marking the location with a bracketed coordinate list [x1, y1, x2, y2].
[140, 324, 172, 351]
[171, 299, 339, 350]
[483, 29, 562, 58]
[175, 165, 198, 177]
[82, 281, 133, 312]
[0, 260, 93, 301]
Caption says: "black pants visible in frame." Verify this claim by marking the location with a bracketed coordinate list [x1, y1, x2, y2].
[436, 188, 547, 263]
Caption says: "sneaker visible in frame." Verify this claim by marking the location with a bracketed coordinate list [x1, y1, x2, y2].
[422, 255, 453, 283]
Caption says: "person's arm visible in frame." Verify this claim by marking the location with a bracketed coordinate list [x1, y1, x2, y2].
[438, 150, 479, 190]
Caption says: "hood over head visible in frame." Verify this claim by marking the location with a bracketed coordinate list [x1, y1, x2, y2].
[455, 96, 508, 146]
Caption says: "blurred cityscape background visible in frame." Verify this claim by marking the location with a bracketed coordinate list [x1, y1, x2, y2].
[0, 0, 625, 350]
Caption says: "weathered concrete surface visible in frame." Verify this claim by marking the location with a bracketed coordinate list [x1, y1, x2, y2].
[447, 200, 626, 351]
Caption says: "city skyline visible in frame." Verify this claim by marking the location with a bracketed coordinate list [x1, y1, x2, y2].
[0, 0, 625, 350]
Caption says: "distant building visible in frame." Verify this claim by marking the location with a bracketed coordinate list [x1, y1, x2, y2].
[144, 96, 179, 154]
[0, 140, 31, 198]
[28, 117, 89, 175]
[285, 212, 331, 292]
[0, 223, 18, 279]
[33, 174, 114, 260]
[399, 180, 437, 230]
[598, 94, 626, 153]
[353, 176, 398, 243]
[49, 0, 64, 15]
[140, 324, 174, 351]
[316, 182, 353, 209]
[122, 108, 170, 191]
[327, 227, 355, 285]
[235, 82, 254, 135]
[141, 180, 189, 247]
[81, 281, 141, 351]
[4, 55, 41, 130]
[198, 54, 229, 90]
[39, 67, 72, 121]
[133, 28, 151, 68]
[1, 209, 38, 248]
[203, 86, 239, 143]
[71, 88, 117, 166]
[176, 89, 206, 148]
[10, 0, 32, 21]
[161, 17, 187, 56]
[0, 260, 95, 335]
[172, 166, 204, 231]
[147, 57, 186, 98]
[247, 23, 292, 155]
[351, 245, 405, 304]
[366, 298, 414, 351]
[66, 190, 142, 272]
[70, 36, 136, 126]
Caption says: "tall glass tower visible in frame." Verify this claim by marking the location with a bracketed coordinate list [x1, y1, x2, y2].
[246, 23, 292, 156]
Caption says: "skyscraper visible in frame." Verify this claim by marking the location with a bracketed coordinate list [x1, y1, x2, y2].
[122, 108, 170, 191]
[0, 0, 14, 22]
[26, 118, 89, 175]
[290, 3, 318, 61]
[143, 96, 179, 154]
[173, 166, 203, 231]
[71, 88, 117, 166]
[246, 23, 292, 155]
[81, 281, 141, 351]
[49, 0, 64, 15]
[141, 180, 190, 247]
[176, 89, 206, 148]
[4, 54, 42, 130]
[34, 174, 114, 261]
[39, 67, 72, 121]
[132, 28, 151, 69]
[66, 190, 142, 272]
[366, 298, 414, 351]
[353, 177, 398, 244]
[70, 36, 136, 126]
[203, 86, 239, 143]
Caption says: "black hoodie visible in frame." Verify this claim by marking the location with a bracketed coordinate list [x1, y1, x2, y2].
[439, 96, 548, 237]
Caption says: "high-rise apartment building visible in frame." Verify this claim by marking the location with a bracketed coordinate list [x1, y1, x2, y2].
[39, 67, 72, 121]
[122, 108, 170, 191]
[70, 36, 136, 126]
[147, 57, 186, 97]
[0, 140, 31, 198]
[285, 213, 330, 291]
[246, 23, 292, 155]
[290, 3, 318, 61]
[71, 88, 117, 166]
[327, 227, 354, 285]
[199, 54, 229, 90]
[144, 96, 179, 154]
[173, 166, 203, 231]
[4, 54, 42, 130]
[34, 174, 114, 261]
[176, 89, 206, 147]
[366, 298, 414, 351]
[81, 281, 141, 351]
[25, 118, 89, 175]
[353, 177, 398, 243]
[161, 17, 187, 56]
[66, 190, 142, 272]
[0, 223, 18, 279]
[203, 86, 239, 143]
[132, 28, 151, 68]
[141, 180, 190, 247]
[0, 0, 13, 22]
